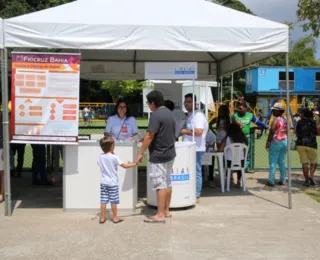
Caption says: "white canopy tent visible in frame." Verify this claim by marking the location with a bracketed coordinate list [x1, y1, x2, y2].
[1, 0, 292, 215]
[4, 0, 288, 80]
[0, 18, 3, 49]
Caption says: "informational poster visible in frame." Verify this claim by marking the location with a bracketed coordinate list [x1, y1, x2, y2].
[11, 52, 81, 144]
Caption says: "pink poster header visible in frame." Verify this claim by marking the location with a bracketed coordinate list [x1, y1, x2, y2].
[12, 53, 81, 64]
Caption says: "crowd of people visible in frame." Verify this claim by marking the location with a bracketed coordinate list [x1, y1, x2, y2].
[1, 91, 319, 223]
[95, 90, 320, 224]
[98, 91, 258, 223]
[82, 104, 116, 127]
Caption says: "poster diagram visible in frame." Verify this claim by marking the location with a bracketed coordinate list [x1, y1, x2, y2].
[11, 53, 81, 144]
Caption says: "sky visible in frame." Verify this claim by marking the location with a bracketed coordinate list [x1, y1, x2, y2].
[240, 0, 320, 58]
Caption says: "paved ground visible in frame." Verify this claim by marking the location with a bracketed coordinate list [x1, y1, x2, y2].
[1, 171, 320, 260]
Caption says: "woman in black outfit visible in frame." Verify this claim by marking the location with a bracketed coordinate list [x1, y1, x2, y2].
[295, 108, 318, 187]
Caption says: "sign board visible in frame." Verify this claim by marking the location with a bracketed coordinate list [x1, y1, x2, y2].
[154, 83, 185, 137]
[260, 69, 266, 76]
[11, 52, 81, 144]
[145, 62, 198, 80]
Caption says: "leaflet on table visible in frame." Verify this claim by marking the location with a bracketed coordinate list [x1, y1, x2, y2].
[11, 52, 81, 144]
[131, 131, 146, 142]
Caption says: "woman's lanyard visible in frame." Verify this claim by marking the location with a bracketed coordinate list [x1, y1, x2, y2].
[116, 118, 127, 140]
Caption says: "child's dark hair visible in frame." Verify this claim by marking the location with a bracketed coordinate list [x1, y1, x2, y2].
[301, 108, 314, 118]
[100, 134, 115, 153]
[217, 105, 230, 131]
[227, 123, 248, 145]
[164, 100, 175, 111]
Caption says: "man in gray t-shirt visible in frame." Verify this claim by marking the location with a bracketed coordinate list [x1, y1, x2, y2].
[136, 90, 176, 224]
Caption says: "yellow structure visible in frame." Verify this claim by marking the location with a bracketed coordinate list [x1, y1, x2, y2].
[79, 102, 115, 108]
[207, 97, 302, 128]
[207, 100, 255, 125]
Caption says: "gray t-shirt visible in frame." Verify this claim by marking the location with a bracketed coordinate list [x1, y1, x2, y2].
[148, 107, 176, 163]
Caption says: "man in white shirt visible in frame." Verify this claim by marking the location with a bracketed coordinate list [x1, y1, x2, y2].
[180, 94, 208, 200]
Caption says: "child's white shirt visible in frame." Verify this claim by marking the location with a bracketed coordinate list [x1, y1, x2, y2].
[97, 153, 123, 186]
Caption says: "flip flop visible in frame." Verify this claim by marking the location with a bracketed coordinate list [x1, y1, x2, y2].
[144, 218, 166, 224]
[113, 219, 124, 224]
[99, 218, 107, 224]
[165, 215, 172, 218]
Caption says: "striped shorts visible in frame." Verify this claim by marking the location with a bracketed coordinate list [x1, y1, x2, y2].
[100, 184, 119, 205]
[149, 159, 174, 190]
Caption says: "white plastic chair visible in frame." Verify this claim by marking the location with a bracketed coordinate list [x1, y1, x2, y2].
[224, 143, 248, 192]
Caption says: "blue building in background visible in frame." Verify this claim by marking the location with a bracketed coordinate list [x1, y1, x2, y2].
[246, 67, 320, 115]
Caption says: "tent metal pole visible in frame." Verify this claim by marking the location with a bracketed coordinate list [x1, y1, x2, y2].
[147, 80, 150, 120]
[192, 78, 195, 143]
[1, 48, 12, 216]
[205, 82, 208, 119]
[220, 76, 223, 104]
[286, 52, 292, 209]
[231, 72, 234, 102]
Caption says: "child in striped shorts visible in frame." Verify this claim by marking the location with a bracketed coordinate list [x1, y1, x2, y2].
[97, 135, 138, 224]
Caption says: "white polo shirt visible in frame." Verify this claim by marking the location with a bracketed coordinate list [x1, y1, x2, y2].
[182, 109, 208, 152]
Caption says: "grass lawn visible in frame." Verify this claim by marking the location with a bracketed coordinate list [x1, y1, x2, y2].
[79, 119, 149, 128]
[253, 134, 304, 169]
[303, 188, 320, 203]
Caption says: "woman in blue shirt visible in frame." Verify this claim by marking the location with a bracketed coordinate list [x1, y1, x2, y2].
[104, 99, 138, 141]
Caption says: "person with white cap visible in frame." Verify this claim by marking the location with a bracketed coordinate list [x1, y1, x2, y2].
[265, 102, 288, 187]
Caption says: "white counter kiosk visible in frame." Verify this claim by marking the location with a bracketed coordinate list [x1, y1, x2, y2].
[145, 62, 201, 208]
[63, 140, 138, 212]
[147, 141, 196, 207]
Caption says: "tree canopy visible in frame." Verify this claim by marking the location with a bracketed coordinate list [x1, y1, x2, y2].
[101, 81, 144, 103]
[297, 0, 320, 38]
[262, 35, 320, 67]
[212, 0, 253, 14]
[0, 0, 72, 18]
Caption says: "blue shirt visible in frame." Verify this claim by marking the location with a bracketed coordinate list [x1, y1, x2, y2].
[105, 115, 138, 140]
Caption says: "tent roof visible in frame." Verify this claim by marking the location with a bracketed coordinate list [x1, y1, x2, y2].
[4, 0, 289, 79]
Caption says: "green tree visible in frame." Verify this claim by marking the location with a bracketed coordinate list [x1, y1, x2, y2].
[289, 36, 320, 66]
[220, 71, 246, 101]
[297, 0, 320, 37]
[0, 0, 72, 18]
[262, 35, 320, 67]
[101, 81, 144, 102]
[211, 0, 254, 14]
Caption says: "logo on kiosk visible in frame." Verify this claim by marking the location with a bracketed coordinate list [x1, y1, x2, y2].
[170, 167, 190, 182]
[174, 66, 196, 75]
